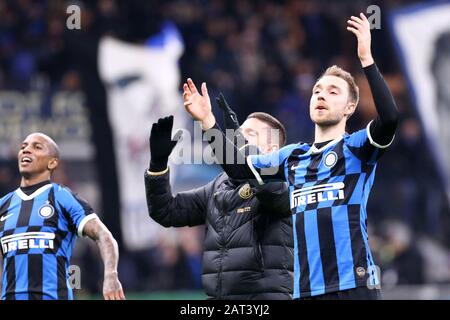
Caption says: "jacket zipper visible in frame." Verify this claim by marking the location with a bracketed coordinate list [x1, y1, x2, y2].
[252, 210, 265, 273]
[214, 190, 227, 298]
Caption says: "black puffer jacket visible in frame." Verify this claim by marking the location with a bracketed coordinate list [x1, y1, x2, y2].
[145, 169, 294, 300]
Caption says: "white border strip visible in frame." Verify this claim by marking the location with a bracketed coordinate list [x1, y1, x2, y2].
[77, 213, 99, 237]
[15, 184, 52, 201]
[147, 167, 169, 176]
[366, 120, 395, 149]
[310, 135, 344, 154]
[246, 155, 264, 186]
[238, 144, 250, 151]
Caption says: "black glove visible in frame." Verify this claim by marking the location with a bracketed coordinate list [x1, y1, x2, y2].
[216, 92, 240, 130]
[149, 116, 181, 172]
[215, 92, 249, 151]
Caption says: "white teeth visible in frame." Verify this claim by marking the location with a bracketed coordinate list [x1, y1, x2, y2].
[21, 157, 32, 163]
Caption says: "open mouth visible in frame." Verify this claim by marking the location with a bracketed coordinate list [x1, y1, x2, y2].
[20, 156, 32, 164]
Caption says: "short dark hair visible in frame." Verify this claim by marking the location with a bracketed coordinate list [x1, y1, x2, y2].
[247, 112, 287, 146]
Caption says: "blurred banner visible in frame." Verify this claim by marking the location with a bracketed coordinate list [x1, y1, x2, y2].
[98, 22, 187, 250]
[0, 90, 93, 160]
[390, 1, 450, 203]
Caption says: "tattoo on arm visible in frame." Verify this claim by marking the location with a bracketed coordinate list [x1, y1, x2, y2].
[83, 217, 119, 275]
[82, 217, 125, 299]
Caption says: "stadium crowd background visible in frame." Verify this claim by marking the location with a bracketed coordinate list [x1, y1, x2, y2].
[0, 0, 450, 299]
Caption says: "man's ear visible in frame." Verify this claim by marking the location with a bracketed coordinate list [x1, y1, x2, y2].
[345, 102, 357, 118]
[48, 158, 59, 171]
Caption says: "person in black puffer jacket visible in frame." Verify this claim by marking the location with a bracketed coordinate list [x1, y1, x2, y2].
[145, 97, 293, 299]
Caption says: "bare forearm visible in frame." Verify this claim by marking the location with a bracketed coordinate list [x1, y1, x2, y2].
[83, 218, 125, 299]
[96, 230, 119, 275]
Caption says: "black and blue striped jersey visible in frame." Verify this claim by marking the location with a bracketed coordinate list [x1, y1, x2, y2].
[0, 182, 96, 300]
[247, 122, 393, 298]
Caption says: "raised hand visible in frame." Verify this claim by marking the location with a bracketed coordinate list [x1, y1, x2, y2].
[149, 116, 181, 172]
[183, 78, 216, 130]
[347, 13, 374, 67]
[216, 92, 240, 130]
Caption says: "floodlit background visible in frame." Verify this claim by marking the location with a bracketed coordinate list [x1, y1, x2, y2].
[0, 0, 450, 299]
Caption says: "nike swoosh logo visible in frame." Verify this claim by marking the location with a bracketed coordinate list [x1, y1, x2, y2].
[291, 164, 301, 170]
[0, 214, 14, 222]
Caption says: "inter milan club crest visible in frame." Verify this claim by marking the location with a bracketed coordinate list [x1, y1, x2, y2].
[38, 201, 55, 219]
[356, 266, 366, 278]
[324, 151, 338, 168]
[239, 183, 253, 200]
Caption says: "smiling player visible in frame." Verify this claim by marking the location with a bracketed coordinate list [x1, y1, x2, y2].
[0, 132, 125, 300]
